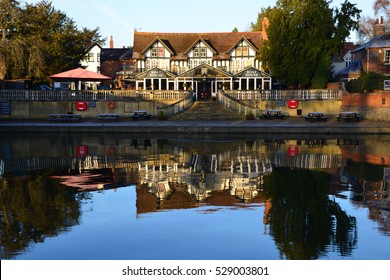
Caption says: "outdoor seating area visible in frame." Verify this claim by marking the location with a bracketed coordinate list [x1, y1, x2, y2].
[262, 110, 287, 119]
[98, 114, 119, 121]
[336, 112, 361, 122]
[131, 110, 152, 120]
[304, 112, 329, 122]
[48, 113, 82, 122]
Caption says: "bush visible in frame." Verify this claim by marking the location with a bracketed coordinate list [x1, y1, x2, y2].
[245, 110, 254, 120]
[157, 110, 166, 120]
[346, 72, 387, 93]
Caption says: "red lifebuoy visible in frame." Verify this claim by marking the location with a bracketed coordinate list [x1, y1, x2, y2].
[107, 101, 115, 109]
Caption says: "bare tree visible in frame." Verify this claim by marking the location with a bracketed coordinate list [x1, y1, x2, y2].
[358, 0, 390, 42]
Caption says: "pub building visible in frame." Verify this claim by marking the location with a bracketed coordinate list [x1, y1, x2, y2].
[132, 31, 272, 99]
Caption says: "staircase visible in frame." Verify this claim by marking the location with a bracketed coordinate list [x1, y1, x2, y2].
[168, 100, 243, 121]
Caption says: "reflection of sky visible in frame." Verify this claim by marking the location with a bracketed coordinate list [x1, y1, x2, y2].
[15, 187, 279, 260]
[330, 193, 390, 260]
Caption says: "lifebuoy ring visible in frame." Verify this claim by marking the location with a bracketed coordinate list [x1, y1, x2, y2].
[107, 101, 115, 109]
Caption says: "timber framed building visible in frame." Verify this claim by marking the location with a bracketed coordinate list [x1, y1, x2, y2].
[132, 31, 271, 99]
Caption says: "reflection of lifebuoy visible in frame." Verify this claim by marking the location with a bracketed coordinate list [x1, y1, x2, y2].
[108, 146, 116, 155]
[107, 101, 115, 109]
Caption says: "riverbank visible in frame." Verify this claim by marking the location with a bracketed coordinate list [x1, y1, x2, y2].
[1, 117, 390, 134]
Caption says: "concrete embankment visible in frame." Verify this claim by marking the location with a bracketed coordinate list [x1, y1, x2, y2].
[1, 118, 390, 134]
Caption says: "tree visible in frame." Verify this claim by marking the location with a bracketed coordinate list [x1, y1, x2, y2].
[358, 0, 390, 42]
[253, 0, 360, 88]
[0, 0, 21, 80]
[0, 0, 103, 83]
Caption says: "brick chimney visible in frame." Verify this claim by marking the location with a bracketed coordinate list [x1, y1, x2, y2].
[262, 17, 269, 41]
[109, 36, 114, 48]
[374, 16, 386, 37]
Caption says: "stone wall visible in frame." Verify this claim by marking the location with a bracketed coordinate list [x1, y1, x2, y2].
[341, 92, 390, 121]
[0, 100, 159, 120]
[257, 100, 342, 117]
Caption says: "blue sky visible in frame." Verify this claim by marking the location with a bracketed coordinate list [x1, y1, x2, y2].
[22, 0, 376, 48]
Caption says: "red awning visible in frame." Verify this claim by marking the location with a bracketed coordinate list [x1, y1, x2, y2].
[49, 68, 111, 80]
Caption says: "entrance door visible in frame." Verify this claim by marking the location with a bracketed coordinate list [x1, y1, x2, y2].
[197, 78, 212, 100]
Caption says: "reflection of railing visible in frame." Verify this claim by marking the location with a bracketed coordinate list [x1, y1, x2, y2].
[2, 153, 342, 175]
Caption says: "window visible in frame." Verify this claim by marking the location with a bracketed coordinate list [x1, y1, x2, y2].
[194, 47, 207, 57]
[236, 46, 249, 57]
[384, 49, 390, 64]
[86, 53, 94, 62]
[151, 47, 165, 58]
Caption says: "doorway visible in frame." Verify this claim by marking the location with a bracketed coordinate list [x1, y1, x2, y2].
[196, 78, 212, 100]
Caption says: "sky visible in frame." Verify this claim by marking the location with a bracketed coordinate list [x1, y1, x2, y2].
[22, 0, 377, 48]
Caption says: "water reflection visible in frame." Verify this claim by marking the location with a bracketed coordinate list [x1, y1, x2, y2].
[0, 133, 389, 259]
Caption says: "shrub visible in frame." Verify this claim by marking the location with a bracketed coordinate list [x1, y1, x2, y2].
[346, 72, 387, 93]
[157, 110, 166, 120]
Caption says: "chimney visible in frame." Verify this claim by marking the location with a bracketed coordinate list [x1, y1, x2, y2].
[110, 36, 114, 48]
[374, 17, 386, 37]
[262, 17, 269, 41]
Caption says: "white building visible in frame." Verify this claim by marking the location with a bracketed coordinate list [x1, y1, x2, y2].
[132, 31, 271, 98]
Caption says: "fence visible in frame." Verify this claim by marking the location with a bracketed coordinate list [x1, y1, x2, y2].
[226, 89, 342, 100]
[157, 93, 194, 117]
[218, 91, 260, 118]
[0, 89, 188, 101]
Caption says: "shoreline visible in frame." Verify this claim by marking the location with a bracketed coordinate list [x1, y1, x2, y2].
[1, 118, 390, 134]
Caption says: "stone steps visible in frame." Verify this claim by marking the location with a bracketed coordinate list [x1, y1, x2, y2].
[169, 100, 243, 121]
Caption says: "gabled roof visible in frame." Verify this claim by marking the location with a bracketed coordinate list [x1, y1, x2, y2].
[227, 36, 259, 54]
[179, 63, 232, 78]
[140, 36, 175, 55]
[352, 32, 390, 53]
[135, 67, 176, 79]
[234, 67, 271, 78]
[183, 37, 217, 55]
[333, 42, 357, 62]
[84, 42, 102, 53]
[334, 59, 362, 77]
[133, 31, 263, 61]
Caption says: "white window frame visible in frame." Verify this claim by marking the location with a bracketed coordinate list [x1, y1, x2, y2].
[384, 49, 390, 65]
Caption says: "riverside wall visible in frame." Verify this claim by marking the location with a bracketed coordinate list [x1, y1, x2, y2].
[0, 100, 159, 120]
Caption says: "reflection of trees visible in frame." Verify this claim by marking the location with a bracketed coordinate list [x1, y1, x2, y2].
[264, 167, 357, 260]
[0, 171, 82, 259]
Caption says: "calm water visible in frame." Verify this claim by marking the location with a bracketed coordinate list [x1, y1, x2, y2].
[0, 133, 389, 260]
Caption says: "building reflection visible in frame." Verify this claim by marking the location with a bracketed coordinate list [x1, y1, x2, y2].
[1, 134, 390, 259]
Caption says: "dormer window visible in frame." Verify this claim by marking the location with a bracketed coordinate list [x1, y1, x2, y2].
[236, 46, 249, 57]
[151, 47, 165, 57]
[193, 47, 207, 57]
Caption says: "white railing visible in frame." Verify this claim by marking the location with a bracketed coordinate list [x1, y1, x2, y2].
[157, 93, 194, 117]
[226, 89, 342, 100]
[0, 90, 188, 101]
[218, 91, 260, 118]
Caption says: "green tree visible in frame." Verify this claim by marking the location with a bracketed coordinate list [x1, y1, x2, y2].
[0, 0, 103, 83]
[253, 0, 360, 88]
[0, 0, 22, 80]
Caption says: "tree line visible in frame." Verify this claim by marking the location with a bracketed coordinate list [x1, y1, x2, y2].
[251, 0, 361, 89]
[0, 0, 104, 84]
[1, 0, 388, 89]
